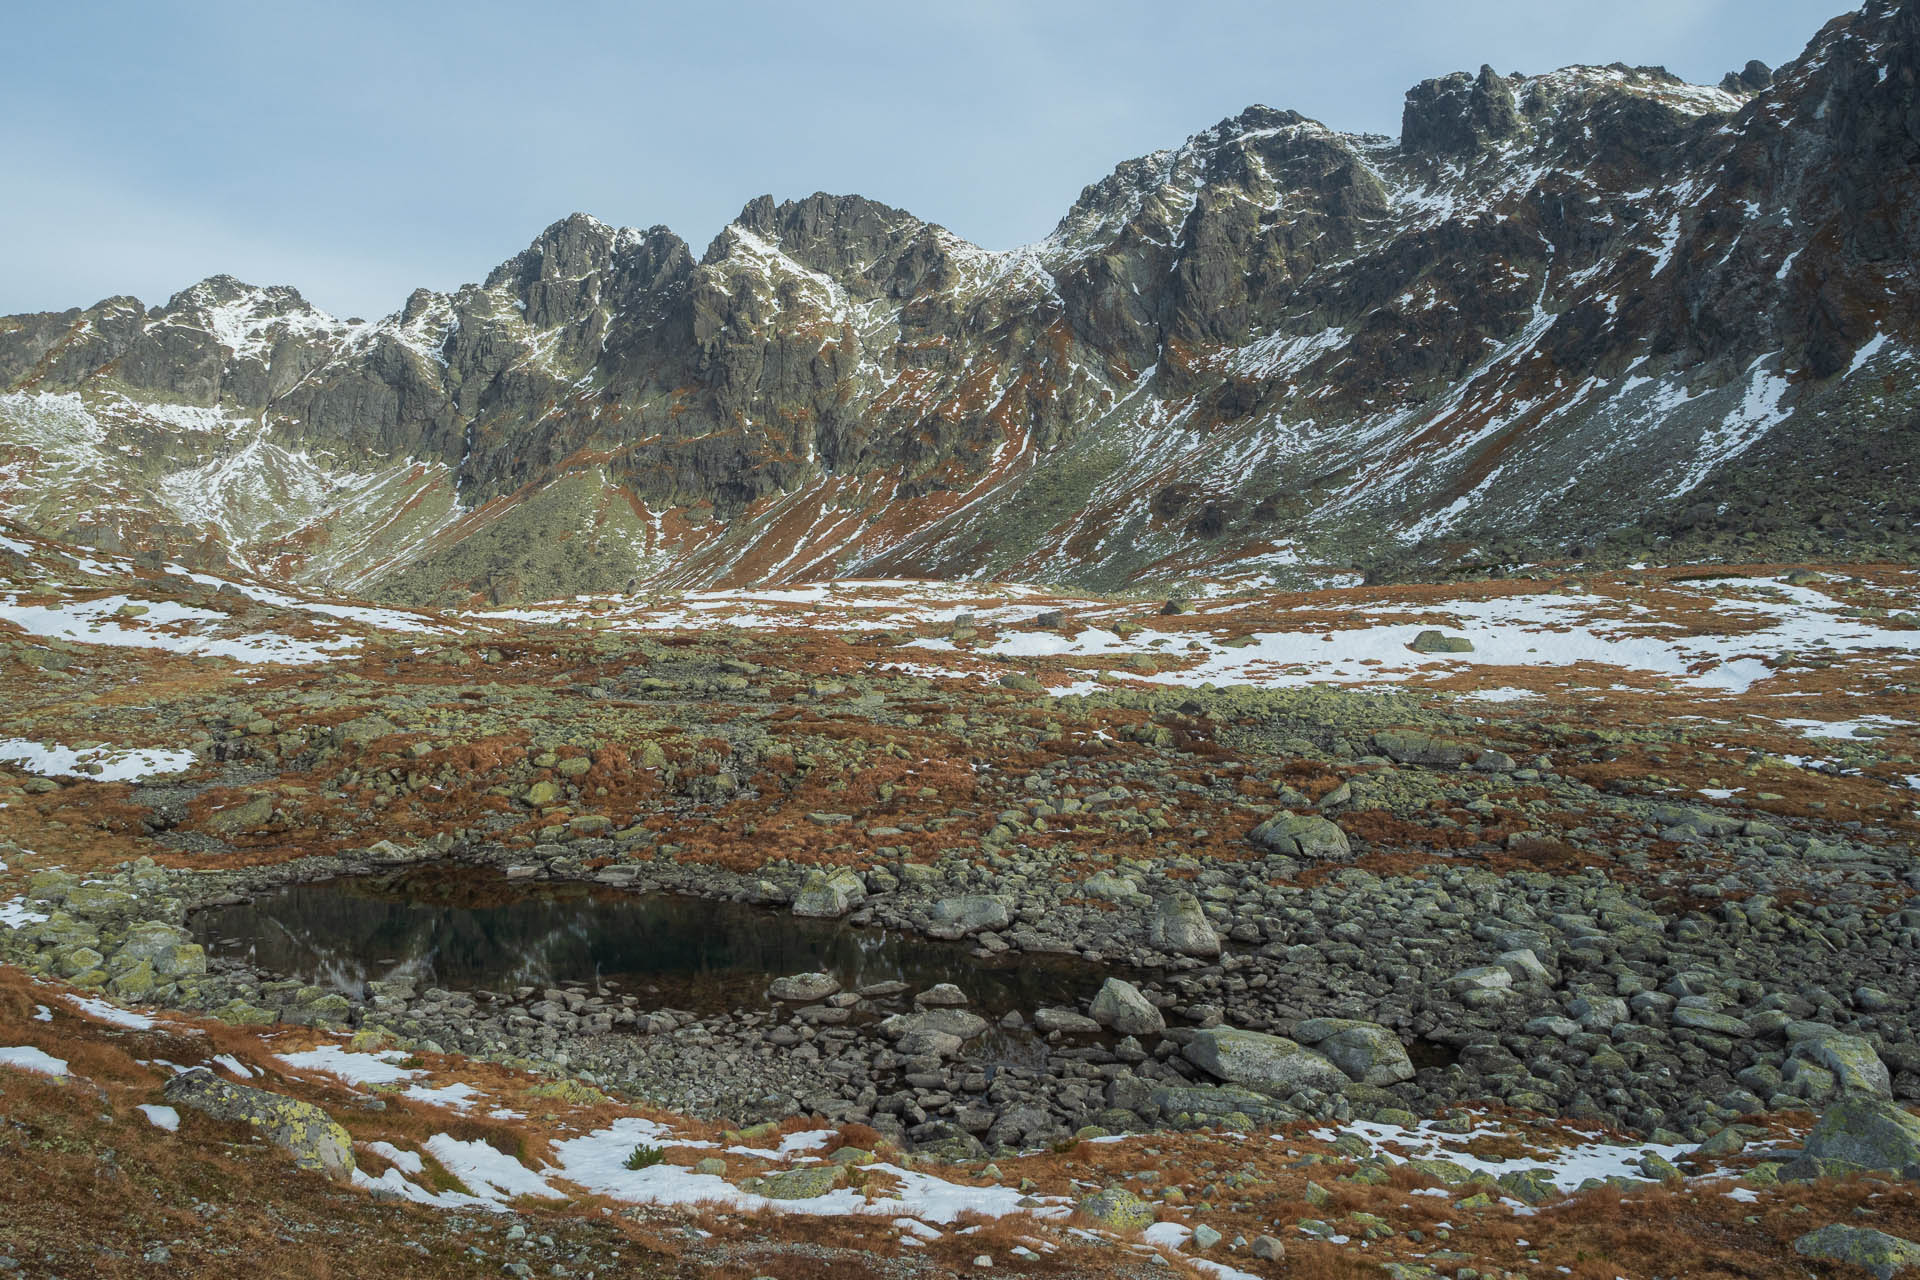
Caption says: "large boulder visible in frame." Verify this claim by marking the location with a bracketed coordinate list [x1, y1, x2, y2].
[1247, 812, 1351, 861]
[928, 895, 1010, 935]
[1034, 1007, 1101, 1034]
[1793, 1225, 1920, 1280]
[1409, 630, 1474, 653]
[113, 920, 206, 978]
[1147, 892, 1220, 958]
[754, 1166, 845, 1200]
[162, 1069, 354, 1181]
[1793, 1096, 1920, 1177]
[1076, 1187, 1157, 1230]
[61, 884, 141, 922]
[791, 868, 867, 918]
[1370, 729, 1473, 767]
[878, 1007, 988, 1057]
[206, 794, 276, 836]
[1147, 1083, 1300, 1126]
[1182, 1028, 1349, 1095]
[1295, 1018, 1414, 1085]
[1090, 978, 1165, 1037]
[766, 972, 839, 1003]
[1790, 1031, 1893, 1098]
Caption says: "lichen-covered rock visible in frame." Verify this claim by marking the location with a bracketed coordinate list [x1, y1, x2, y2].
[1793, 1096, 1920, 1176]
[791, 868, 867, 918]
[162, 1068, 354, 1181]
[1090, 977, 1165, 1037]
[1147, 1083, 1299, 1126]
[60, 884, 141, 922]
[1409, 629, 1474, 653]
[1147, 892, 1220, 958]
[1792, 1224, 1920, 1279]
[206, 795, 275, 835]
[1295, 1018, 1414, 1085]
[1181, 1027, 1349, 1095]
[1370, 728, 1475, 767]
[1791, 1031, 1893, 1098]
[1673, 1007, 1754, 1037]
[1080, 871, 1139, 902]
[113, 920, 205, 978]
[755, 1165, 845, 1200]
[766, 972, 840, 1002]
[928, 895, 1010, 934]
[1247, 812, 1352, 861]
[1076, 1186, 1157, 1230]
[878, 1007, 988, 1057]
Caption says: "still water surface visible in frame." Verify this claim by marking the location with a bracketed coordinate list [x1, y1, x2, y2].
[191, 864, 1114, 1021]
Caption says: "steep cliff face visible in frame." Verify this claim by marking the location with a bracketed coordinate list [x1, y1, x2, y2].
[3, 0, 1916, 604]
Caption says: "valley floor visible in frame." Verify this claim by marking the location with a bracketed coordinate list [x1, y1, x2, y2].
[0, 529, 1916, 1278]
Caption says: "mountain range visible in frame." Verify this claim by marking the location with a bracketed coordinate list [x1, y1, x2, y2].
[3, 0, 1916, 605]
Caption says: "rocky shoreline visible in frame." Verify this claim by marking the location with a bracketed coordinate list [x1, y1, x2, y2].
[10, 817, 1916, 1162]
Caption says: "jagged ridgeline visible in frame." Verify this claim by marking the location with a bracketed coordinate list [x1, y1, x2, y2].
[3, 0, 1917, 605]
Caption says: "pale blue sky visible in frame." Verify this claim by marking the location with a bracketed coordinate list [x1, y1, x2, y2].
[2, 0, 1847, 320]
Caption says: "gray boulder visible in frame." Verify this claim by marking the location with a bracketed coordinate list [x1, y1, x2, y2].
[1794, 1096, 1920, 1175]
[1294, 1018, 1414, 1085]
[113, 920, 206, 978]
[791, 868, 866, 918]
[1147, 892, 1221, 958]
[1181, 1028, 1349, 1094]
[1080, 871, 1138, 902]
[1790, 1031, 1893, 1098]
[163, 1069, 354, 1181]
[1409, 629, 1474, 653]
[1247, 812, 1351, 861]
[1090, 978, 1165, 1037]
[929, 895, 1010, 934]
[1034, 1007, 1101, 1034]
[879, 1007, 988, 1057]
[767, 972, 839, 1002]
[1793, 1225, 1920, 1279]
[1371, 728, 1473, 767]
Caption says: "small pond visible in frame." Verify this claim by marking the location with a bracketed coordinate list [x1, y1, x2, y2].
[190, 864, 1118, 1025]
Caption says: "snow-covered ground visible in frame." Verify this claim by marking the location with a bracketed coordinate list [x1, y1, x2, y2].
[0, 1045, 69, 1077]
[0, 593, 357, 664]
[464, 574, 1920, 703]
[0, 738, 196, 782]
[1303, 1118, 1697, 1193]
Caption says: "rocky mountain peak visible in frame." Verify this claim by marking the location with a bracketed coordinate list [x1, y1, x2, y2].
[1400, 64, 1522, 155]
[482, 212, 625, 323]
[1720, 58, 1776, 95]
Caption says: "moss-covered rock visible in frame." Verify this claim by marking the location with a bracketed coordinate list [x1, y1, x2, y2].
[755, 1165, 845, 1200]
[163, 1068, 354, 1181]
[1076, 1186, 1156, 1230]
[1792, 1224, 1920, 1279]
[1793, 1096, 1920, 1176]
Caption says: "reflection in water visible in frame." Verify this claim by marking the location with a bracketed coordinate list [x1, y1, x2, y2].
[191, 865, 1116, 1023]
